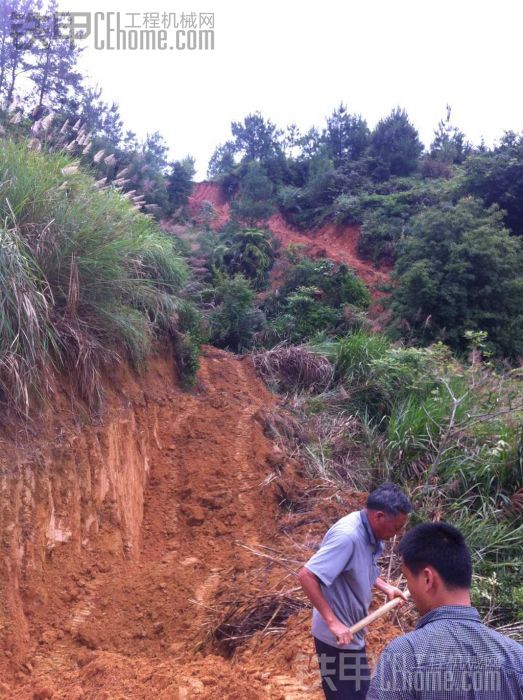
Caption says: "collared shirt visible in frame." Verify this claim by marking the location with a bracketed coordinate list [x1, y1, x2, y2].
[367, 605, 523, 699]
[305, 509, 385, 650]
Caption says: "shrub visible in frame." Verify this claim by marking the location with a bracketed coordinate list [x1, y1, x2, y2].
[462, 132, 523, 236]
[268, 287, 342, 343]
[230, 161, 275, 223]
[262, 259, 370, 344]
[206, 227, 276, 291]
[0, 140, 194, 413]
[209, 275, 265, 352]
[358, 210, 405, 264]
[276, 259, 370, 309]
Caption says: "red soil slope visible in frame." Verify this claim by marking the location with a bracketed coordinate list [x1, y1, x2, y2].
[186, 181, 231, 230]
[186, 182, 390, 290]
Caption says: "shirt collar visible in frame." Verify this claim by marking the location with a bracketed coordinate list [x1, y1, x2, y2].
[360, 509, 380, 549]
[416, 605, 482, 629]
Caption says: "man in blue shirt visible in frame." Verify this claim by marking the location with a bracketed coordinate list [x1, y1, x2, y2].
[368, 522, 523, 699]
[298, 483, 412, 699]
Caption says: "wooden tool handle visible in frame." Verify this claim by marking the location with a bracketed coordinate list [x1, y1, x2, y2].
[349, 590, 411, 635]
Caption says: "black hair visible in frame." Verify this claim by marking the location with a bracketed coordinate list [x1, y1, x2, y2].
[366, 482, 412, 516]
[399, 522, 472, 589]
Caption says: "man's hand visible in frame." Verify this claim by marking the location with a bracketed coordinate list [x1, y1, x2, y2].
[328, 619, 354, 646]
[375, 576, 409, 606]
[384, 585, 409, 604]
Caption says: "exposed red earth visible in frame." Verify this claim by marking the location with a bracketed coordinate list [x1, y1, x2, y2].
[186, 181, 391, 294]
[0, 348, 405, 699]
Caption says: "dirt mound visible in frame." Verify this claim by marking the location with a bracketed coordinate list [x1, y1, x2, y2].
[266, 213, 390, 289]
[187, 181, 231, 229]
[1, 347, 407, 698]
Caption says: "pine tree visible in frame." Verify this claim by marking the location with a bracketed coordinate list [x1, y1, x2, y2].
[323, 103, 369, 164]
[29, 0, 83, 109]
[0, 0, 43, 106]
[430, 105, 471, 164]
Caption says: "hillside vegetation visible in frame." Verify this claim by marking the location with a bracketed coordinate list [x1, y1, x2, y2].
[0, 140, 197, 415]
[205, 107, 523, 357]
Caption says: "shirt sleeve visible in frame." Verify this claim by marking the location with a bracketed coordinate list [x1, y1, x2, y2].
[367, 641, 416, 700]
[304, 526, 355, 587]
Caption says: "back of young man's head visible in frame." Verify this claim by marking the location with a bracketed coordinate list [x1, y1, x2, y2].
[399, 522, 472, 589]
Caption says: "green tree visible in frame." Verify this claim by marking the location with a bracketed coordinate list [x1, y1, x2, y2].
[369, 107, 423, 177]
[115, 131, 172, 213]
[64, 85, 123, 145]
[29, 0, 83, 109]
[392, 198, 523, 356]
[208, 140, 237, 178]
[231, 160, 275, 223]
[323, 103, 369, 164]
[230, 111, 283, 163]
[463, 131, 523, 236]
[297, 125, 323, 159]
[167, 156, 195, 212]
[430, 105, 470, 164]
[1, 0, 45, 105]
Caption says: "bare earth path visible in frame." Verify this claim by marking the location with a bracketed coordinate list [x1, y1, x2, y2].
[8, 347, 322, 699]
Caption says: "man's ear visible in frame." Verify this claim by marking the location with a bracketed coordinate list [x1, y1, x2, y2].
[422, 566, 436, 591]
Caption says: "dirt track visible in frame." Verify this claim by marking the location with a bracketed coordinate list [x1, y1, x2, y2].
[2, 347, 403, 699]
[2, 348, 321, 698]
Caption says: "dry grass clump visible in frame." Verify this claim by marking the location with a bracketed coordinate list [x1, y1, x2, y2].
[251, 344, 334, 394]
[209, 590, 306, 656]
[255, 406, 309, 450]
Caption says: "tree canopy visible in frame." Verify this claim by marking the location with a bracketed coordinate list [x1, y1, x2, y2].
[392, 197, 523, 356]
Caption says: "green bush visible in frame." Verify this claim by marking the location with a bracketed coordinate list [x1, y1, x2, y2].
[205, 227, 276, 291]
[230, 161, 275, 223]
[268, 287, 342, 343]
[462, 132, 523, 236]
[276, 259, 370, 309]
[358, 211, 404, 264]
[209, 275, 265, 352]
[262, 259, 370, 344]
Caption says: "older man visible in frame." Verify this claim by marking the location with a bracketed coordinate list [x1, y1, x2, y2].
[298, 483, 412, 700]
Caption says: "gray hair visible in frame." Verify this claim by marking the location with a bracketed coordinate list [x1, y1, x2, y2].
[367, 482, 412, 515]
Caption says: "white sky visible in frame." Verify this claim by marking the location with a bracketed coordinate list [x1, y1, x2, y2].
[57, 0, 523, 180]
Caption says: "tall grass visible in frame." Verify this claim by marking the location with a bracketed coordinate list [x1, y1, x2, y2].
[257, 330, 523, 626]
[0, 140, 192, 413]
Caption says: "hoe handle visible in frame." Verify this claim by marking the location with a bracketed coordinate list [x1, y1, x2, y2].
[349, 590, 411, 635]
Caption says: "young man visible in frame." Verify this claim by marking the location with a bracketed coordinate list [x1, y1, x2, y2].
[368, 522, 523, 699]
[298, 483, 412, 699]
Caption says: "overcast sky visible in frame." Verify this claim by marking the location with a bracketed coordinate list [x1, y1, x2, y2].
[58, 0, 523, 180]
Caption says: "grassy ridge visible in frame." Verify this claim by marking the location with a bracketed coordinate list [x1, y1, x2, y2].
[0, 140, 193, 414]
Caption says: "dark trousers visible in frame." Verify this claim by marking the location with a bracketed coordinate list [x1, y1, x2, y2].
[314, 637, 370, 700]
